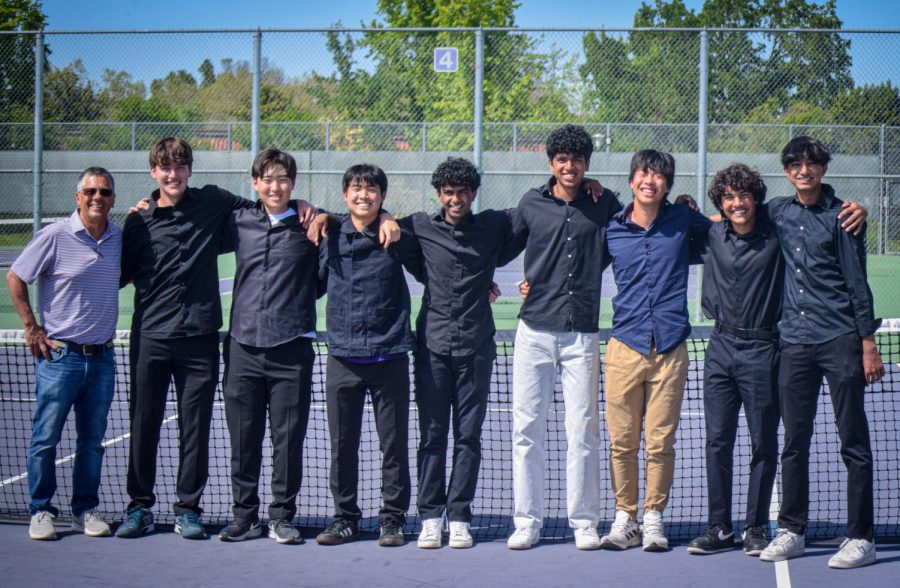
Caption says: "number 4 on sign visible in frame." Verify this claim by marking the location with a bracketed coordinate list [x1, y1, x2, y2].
[434, 47, 458, 72]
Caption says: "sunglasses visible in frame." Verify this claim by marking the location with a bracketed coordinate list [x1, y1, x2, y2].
[81, 188, 114, 197]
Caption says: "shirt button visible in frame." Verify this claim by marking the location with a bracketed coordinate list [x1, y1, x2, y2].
[799, 288, 804, 293]
[800, 226, 804, 230]
[568, 291, 573, 295]
[568, 273, 573, 277]
[567, 237, 571, 241]
[568, 254, 572, 258]
[801, 311, 805, 315]
[566, 218, 571, 222]
[796, 247, 800, 252]
[796, 268, 801, 273]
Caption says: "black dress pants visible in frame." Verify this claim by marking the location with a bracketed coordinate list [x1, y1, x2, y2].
[777, 333, 874, 540]
[126, 333, 219, 515]
[326, 355, 410, 525]
[703, 331, 779, 531]
[223, 336, 314, 522]
[414, 339, 495, 522]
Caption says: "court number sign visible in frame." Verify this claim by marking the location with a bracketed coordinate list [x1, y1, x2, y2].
[433, 47, 458, 72]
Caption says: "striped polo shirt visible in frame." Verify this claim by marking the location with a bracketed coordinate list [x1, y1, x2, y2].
[11, 211, 121, 344]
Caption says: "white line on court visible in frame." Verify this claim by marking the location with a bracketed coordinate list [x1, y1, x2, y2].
[0, 413, 179, 489]
[769, 475, 793, 588]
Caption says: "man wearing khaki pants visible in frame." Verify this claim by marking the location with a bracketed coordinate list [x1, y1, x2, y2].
[600, 150, 711, 552]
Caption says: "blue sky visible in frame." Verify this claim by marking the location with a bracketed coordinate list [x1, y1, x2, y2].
[38, 0, 900, 30]
[33, 0, 900, 89]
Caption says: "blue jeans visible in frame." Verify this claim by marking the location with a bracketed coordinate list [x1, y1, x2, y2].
[28, 345, 115, 517]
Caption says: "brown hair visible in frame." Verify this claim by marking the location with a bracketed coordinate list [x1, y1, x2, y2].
[149, 137, 193, 168]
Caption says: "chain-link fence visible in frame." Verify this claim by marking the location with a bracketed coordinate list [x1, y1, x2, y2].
[2, 27, 900, 314]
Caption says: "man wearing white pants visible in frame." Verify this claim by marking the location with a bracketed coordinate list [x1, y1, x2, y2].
[507, 125, 621, 550]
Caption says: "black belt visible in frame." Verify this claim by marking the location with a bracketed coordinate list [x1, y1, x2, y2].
[53, 340, 114, 355]
[714, 322, 779, 342]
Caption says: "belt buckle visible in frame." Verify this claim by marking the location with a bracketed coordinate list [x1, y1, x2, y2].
[82, 344, 97, 356]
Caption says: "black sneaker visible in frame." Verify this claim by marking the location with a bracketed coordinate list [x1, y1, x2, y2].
[378, 520, 405, 547]
[316, 519, 359, 545]
[269, 519, 302, 544]
[687, 524, 735, 555]
[742, 526, 769, 557]
[219, 518, 262, 542]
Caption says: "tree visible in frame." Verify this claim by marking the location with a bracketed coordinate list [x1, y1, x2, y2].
[580, 0, 852, 125]
[324, 0, 571, 149]
[198, 59, 215, 88]
[0, 0, 46, 123]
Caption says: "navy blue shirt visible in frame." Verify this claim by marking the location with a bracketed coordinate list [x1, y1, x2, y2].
[606, 200, 711, 354]
[511, 180, 622, 333]
[319, 214, 423, 357]
[767, 185, 880, 344]
[400, 209, 520, 356]
[698, 211, 784, 332]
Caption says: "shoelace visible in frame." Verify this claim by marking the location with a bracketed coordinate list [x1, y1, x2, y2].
[450, 524, 467, 539]
[36, 512, 53, 524]
[181, 512, 200, 525]
[770, 530, 795, 547]
[840, 539, 868, 556]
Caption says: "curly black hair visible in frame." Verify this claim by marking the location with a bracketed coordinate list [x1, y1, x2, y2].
[431, 157, 481, 191]
[545, 124, 594, 160]
[707, 163, 767, 214]
[781, 136, 831, 168]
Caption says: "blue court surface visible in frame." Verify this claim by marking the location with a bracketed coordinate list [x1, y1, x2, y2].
[1, 522, 899, 588]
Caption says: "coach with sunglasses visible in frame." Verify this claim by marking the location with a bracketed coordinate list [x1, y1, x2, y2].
[7, 167, 121, 541]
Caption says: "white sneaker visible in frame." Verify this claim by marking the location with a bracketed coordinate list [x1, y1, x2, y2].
[72, 510, 112, 537]
[828, 538, 876, 569]
[600, 510, 641, 550]
[29, 511, 57, 540]
[574, 525, 601, 550]
[642, 510, 669, 552]
[760, 528, 805, 562]
[507, 526, 539, 550]
[448, 521, 473, 549]
[417, 518, 443, 549]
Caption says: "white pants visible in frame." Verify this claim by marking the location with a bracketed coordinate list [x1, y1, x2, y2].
[511, 320, 602, 530]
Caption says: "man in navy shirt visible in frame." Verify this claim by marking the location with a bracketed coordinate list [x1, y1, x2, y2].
[759, 137, 884, 569]
[600, 150, 710, 552]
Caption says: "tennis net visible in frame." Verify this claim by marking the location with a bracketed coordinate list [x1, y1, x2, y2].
[1, 327, 898, 541]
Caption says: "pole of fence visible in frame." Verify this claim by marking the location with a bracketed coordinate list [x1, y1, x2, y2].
[512, 122, 518, 152]
[32, 32, 44, 237]
[880, 124, 886, 255]
[473, 28, 484, 213]
[251, 29, 261, 156]
[695, 29, 709, 322]
[131, 122, 137, 151]
[606, 122, 612, 154]
[422, 122, 427, 152]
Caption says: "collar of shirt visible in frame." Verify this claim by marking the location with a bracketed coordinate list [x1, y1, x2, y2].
[722, 214, 774, 242]
[539, 177, 593, 204]
[148, 187, 195, 213]
[339, 214, 380, 238]
[613, 198, 672, 229]
[430, 209, 475, 227]
[789, 183, 836, 210]
[68, 210, 114, 242]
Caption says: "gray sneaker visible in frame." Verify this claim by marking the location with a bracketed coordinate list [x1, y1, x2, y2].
[600, 510, 641, 550]
[72, 510, 111, 537]
[268, 519, 302, 544]
[29, 511, 57, 540]
[174, 511, 208, 540]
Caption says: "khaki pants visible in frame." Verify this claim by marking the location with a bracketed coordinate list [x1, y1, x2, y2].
[604, 337, 688, 518]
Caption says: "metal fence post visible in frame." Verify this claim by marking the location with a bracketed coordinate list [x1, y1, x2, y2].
[473, 28, 484, 213]
[880, 124, 886, 255]
[227, 122, 233, 153]
[131, 122, 137, 151]
[251, 29, 261, 156]
[512, 122, 518, 152]
[606, 122, 612, 154]
[695, 29, 709, 322]
[422, 122, 427, 152]
[32, 32, 44, 237]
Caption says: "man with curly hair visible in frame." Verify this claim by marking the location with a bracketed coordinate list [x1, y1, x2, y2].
[396, 157, 521, 549]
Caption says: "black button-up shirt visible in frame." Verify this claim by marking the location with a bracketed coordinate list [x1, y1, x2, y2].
[511, 180, 622, 333]
[319, 215, 422, 357]
[400, 209, 521, 356]
[698, 212, 783, 331]
[225, 201, 321, 348]
[121, 185, 250, 338]
[606, 200, 711, 354]
[768, 184, 881, 344]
